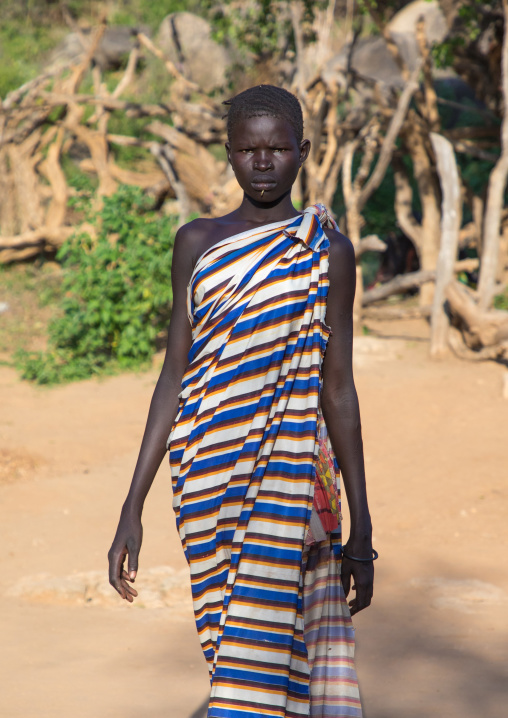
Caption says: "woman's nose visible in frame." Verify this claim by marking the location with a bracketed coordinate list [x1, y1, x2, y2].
[253, 151, 273, 170]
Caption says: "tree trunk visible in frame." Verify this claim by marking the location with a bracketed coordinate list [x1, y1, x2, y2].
[402, 113, 441, 306]
[477, 0, 508, 310]
[0, 151, 17, 236]
[429, 133, 462, 358]
[393, 157, 422, 257]
[446, 281, 508, 349]
[39, 128, 67, 230]
[499, 219, 508, 285]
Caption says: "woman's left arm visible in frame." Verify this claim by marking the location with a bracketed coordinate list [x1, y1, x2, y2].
[321, 229, 374, 615]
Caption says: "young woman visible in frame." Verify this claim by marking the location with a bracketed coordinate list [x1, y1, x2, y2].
[108, 85, 375, 718]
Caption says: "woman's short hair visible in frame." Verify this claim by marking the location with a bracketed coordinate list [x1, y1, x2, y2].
[224, 85, 304, 143]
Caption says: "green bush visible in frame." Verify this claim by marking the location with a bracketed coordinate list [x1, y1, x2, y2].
[17, 186, 177, 384]
[494, 288, 508, 311]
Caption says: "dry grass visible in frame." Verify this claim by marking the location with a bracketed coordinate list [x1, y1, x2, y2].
[0, 262, 64, 364]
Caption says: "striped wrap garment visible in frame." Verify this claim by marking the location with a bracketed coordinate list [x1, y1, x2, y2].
[169, 205, 362, 717]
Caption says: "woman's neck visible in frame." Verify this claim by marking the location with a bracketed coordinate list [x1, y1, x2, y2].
[235, 191, 300, 225]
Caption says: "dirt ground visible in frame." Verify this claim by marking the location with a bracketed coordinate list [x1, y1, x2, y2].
[1, 319, 507, 718]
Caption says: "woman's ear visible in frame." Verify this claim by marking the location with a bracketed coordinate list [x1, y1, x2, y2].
[299, 139, 311, 166]
[225, 142, 231, 165]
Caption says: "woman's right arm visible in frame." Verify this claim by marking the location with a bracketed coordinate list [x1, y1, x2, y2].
[108, 226, 194, 601]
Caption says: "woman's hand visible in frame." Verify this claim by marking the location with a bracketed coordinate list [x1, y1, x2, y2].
[108, 507, 143, 602]
[106, 226, 195, 603]
[341, 540, 374, 616]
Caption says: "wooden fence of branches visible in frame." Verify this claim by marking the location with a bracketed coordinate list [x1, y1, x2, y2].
[1, 0, 508, 361]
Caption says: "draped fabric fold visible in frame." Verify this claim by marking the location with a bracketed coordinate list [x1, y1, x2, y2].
[169, 205, 362, 717]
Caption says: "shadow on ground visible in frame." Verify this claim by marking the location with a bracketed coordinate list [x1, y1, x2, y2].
[186, 563, 507, 718]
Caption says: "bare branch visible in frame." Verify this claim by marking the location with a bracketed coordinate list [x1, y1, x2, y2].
[150, 143, 191, 220]
[355, 234, 387, 258]
[416, 17, 440, 132]
[363, 260, 480, 306]
[358, 60, 422, 210]
[137, 33, 198, 90]
[363, 269, 436, 305]
[112, 47, 140, 99]
[393, 156, 422, 251]
[364, 305, 431, 320]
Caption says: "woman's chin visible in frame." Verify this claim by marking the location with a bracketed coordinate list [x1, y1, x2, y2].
[243, 188, 290, 205]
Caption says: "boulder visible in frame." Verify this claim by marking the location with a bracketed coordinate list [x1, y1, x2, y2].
[93, 26, 139, 71]
[326, 36, 406, 89]
[387, 0, 448, 72]
[158, 12, 230, 92]
[49, 26, 143, 72]
[48, 31, 85, 68]
[327, 0, 448, 89]
[387, 0, 448, 45]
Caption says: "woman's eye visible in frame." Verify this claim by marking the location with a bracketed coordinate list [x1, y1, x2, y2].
[273, 148, 286, 154]
[241, 149, 254, 154]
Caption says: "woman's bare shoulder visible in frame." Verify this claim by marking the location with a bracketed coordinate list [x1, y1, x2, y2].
[174, 217, 220, 266]
[175, 217, 218, 244]
[175, 215, 238, 266]
[324, 227, 355, 275]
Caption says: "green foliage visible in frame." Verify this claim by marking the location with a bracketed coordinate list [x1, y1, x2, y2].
[17, 186, 177, 384]
[0, 19, 66, 98]
[111, 0, 200, 29]
[203, 0, 326, 59]
[494, 288, 508, 311]
[332, 153, 419, 288]
[431, 36, 464, 69]
[434, 78, 498, 131]
[333, 155, 401, 239]
[460, 157, 495, 202]
[0, 0, 206, 98]
[431, 0, 502, 69]
[61, 155, 98, 194]
[107, 112, 155, 166]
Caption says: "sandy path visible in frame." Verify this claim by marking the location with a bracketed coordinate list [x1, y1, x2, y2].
[1, 324, 507, 718]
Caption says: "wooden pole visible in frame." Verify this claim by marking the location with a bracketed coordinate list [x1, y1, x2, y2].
[429, 133, 462, 358]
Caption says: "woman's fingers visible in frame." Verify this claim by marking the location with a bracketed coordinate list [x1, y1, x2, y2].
[108, 545, 128, 598]
[341, 557, 374, 615]
[108, 546, 138, 600]
[108, 518, 143, 600]
[126, 536, 140, 581]
[121, 570, 139, 598]
[341, 562, 352, 597]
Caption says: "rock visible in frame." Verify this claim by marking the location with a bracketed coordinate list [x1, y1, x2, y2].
[6, 572, 87, 605]
[48, 32, 85, 69]
[49, 26, 145, 72]
[6, 566, 194, 616]
[94, 26, 139, 71]
[387, 0, 448, 45]
[157, 12, 230, 92]
[327, 36, 405, 89]
[327, 1, 448, 89]
[353, 335, 406, 368]
[411, 577, 507, 613]
[0, 302, 9, 314]
[387, 0, 448, 73]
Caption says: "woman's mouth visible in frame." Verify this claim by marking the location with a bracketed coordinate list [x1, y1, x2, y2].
[251, 180, 277, 192]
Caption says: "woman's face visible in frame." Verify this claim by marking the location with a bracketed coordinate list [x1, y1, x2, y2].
[226, 115, 310, 204]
